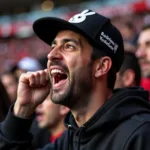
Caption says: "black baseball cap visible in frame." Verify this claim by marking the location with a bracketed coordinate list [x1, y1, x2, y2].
[33, 9, 124, 72]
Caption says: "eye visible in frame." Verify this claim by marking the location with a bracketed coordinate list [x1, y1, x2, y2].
[64, 43, 76, 51]
[51, 44, 56, 50]
[145, 41, 150, 47]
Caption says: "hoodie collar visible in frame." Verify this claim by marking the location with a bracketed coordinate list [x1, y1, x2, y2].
[65, 87, 150, 141]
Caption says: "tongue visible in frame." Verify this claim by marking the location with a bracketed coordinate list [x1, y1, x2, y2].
[54, 73, 67, 84]
[55, 74, 61, 83]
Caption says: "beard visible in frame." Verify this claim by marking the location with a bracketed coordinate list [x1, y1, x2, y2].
[50, 62, 93, 109]
[139, 58, 150, 77]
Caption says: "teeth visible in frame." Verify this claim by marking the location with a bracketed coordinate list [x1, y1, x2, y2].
[51, 69, 64, 74]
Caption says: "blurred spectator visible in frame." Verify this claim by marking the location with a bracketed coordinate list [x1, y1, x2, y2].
[136, 24, 150, 93]
[38, 55, 48, 70]
[124, 42, 136, 53]
[34, 95, 69, 149]
[18, 57, 43, 71]
[144, 15, 150, 25]
[1, 71, 18, 103]
[0, 80, 11, 122]
[119, 21, 138, 46]
[13, 56, 43, 79]
[115, 51, 141, 88]
[0, 36, 49, 74]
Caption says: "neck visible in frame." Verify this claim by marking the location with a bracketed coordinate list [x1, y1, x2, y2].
[48, 119, 66, 136]
[71, 84, 113, 127]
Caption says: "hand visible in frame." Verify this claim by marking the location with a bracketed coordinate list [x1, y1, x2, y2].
[14, 69, 50, 118]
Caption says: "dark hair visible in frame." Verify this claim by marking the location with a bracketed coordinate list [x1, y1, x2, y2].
[119, 52, 141, 86]
[38, 55, 48, 69]
[141, 24, 150, 31]
[91, 48, 116, 90]
[0, 80, 11, 122]
[124, 21, 134, 30]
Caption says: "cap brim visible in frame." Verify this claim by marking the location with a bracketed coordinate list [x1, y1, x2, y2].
[33, 17, 90, 46]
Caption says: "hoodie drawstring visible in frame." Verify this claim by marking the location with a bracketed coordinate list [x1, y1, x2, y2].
[67, 125, 72, 150]
[77, 126, 85, 150]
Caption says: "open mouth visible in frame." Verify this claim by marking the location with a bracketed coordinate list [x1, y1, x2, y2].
[51, 69, 68, 87]
[36, 112, 44, 121]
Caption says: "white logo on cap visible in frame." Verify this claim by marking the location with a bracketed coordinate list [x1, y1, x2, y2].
[100, 32, 118, 53]
[69, 10, 96, 23]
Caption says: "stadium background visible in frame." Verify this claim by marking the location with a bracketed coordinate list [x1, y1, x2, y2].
[0, 0, 149, 73]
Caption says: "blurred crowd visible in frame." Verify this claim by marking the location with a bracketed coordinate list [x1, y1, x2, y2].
[0, 8, 150, 149]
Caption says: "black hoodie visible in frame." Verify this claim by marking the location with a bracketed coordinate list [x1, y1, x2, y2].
[0, 87, 150, 150]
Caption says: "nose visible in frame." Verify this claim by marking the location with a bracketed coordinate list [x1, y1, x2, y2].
[136, 47, 146, 58]
[36, 103, 43, 111]
[47, 46, 63, 61]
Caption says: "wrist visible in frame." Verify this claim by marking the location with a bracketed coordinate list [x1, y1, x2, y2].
[14, 102, 35, 118]
[1, 105, 34, 141]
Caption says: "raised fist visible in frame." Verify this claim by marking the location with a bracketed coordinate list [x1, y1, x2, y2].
[14, 69, 50, 118]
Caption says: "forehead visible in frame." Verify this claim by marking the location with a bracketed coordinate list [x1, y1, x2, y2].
[54, 30, 87, 43]
[138, 29, 150, 44]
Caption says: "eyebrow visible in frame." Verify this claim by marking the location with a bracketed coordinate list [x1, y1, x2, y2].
[138, 40, 150, 46]
[51, 38, 81, 46]
[145, 40, 150, 44]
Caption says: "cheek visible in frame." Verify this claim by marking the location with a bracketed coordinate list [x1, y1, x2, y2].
[42, 102, 52, 111]
[65, 53, 92, 78]
[66, 54, 80, 67]
[8, 87, 12, 93]
[47, 110, 53, 118]
[47, 109, 59, 122]
[46, 108, 56, 120]
[146, 49, 150, 60]
[115, 75, 123, 87]
[65, 57, 81, 81]
[11, 88, 16, 93]
[69, 61, 90, 82]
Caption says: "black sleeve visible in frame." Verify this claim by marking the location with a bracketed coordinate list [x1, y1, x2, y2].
[0, 105, 34, 150]
[0, 106, 64, 150]
[0, 106, 66, 150]
[124, 123, 150, 150]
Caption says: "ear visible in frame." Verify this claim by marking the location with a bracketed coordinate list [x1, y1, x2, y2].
[122, 69, 135, 87]
[60, 106, 70, 116]
[94, 56, 112, 78]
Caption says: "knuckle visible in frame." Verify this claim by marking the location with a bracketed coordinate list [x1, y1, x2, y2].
[19, 73, 27, 80]
[40, 70, 46, 75]
[27, 71, 33, 74]
[35, 72, 40, 77]
[30, 74, 35, 79]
